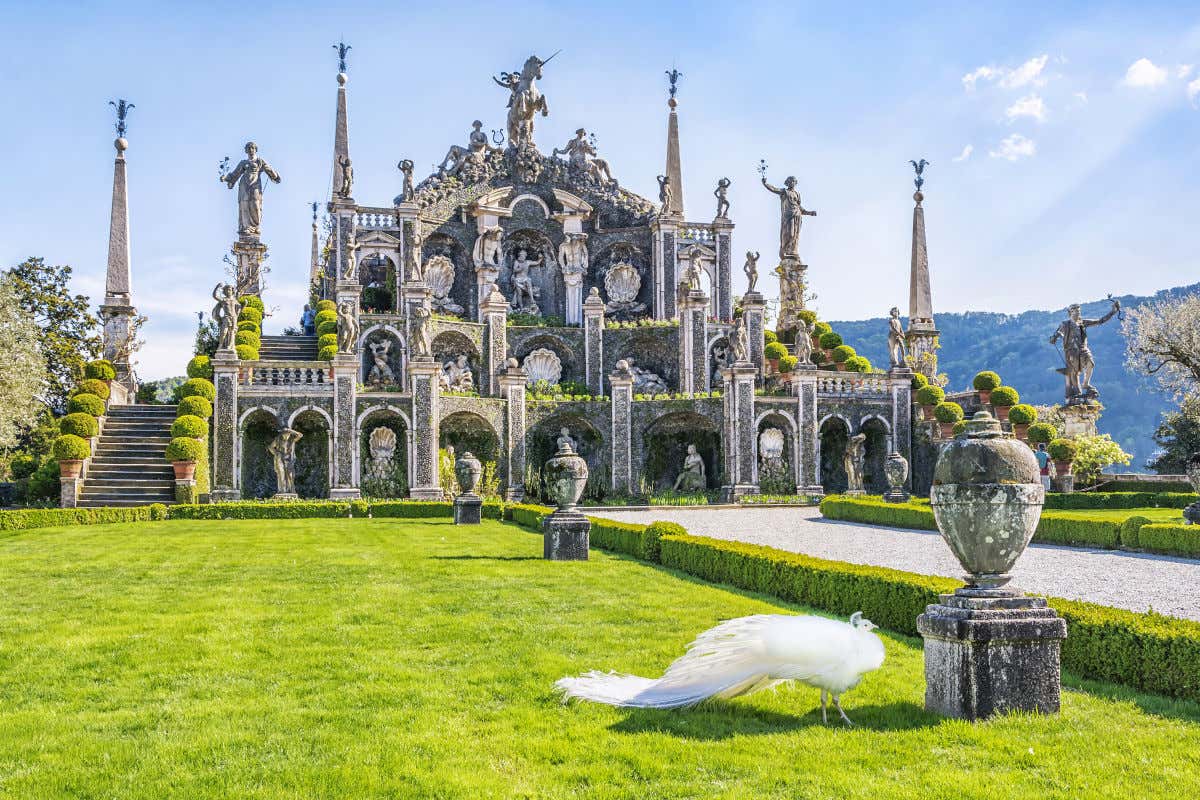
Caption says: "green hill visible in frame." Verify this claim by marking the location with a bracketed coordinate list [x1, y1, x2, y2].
[830, 283, 1200, 470]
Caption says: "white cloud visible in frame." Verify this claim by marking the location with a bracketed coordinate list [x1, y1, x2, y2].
[999, 55, 1049, 89]
[1188, 77, 1200, 106]
[1178, 64, 1194, 79]
[952, 145, 974, 162]
[1006, 94, 1047, 122]
[1074, 91, 1089, 103]
[963, 65, 999, 91]
[1122, 58, 1168, 88]
[989, 134, 1036, 161]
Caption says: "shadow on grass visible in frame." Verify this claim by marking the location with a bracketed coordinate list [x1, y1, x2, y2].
[1064, 677, 1200, 725]
[608, 700, 939, 739]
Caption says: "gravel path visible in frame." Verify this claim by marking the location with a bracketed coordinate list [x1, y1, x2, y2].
[591, 506, 1200, 621]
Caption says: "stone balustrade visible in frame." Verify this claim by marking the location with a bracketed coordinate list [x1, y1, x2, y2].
[816, 372, 891, 397]
[241, 361, 333, 391]
[676, 223, 715, 243]
[355, 207, 398, 230]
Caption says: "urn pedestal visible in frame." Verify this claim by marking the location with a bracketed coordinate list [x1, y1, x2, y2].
[882, 451, 910, 503]
[541, 442, 590, 561]
[453, 451, 483, 525]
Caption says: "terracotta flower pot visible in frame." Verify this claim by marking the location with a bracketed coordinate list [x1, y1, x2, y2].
[172, 461, 197, 481]
[939, 422, 957, 439]
[1053, 460, 1073, 476]
[977, 389, 991, 404]
[835, 362, 846, 371]
[1013, 422, 1030, 440]
[59, 459, 83, 479]
[767, 358, 779, 372]
[921, 404, 936, 421]
[993, 405, 1011, 422]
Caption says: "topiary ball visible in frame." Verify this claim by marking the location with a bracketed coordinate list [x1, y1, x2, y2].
[171, 414, 209, 439]
[74, 378, 111, 401]
[764, 341, 788, 361]
[916, 384, 945, 406]
[812, 321, 832, 338]
[1028, 422, 1057, 444]
[911, 372, 929, 391]
[314, 309, 338, 328]
[1047, 438, 1078, 462]
[763, 329, 778, 345]
[1008, 403, 1038, 425]
[845, 355, 871, 372]
[972, 371, 1002, 391]
[235, 344, 259, 361]
[318, 344, 338, 361]
[315, 299, 337, 313]
[778, 354, 799, 373]
[819, 331, 843, 350]
[67, 393, 106, 417]
[177, 395, 213, 419]
[239, 295, 265, 311]
[237, 320, 259, 333]
[178, 378, 216, 402]
[165, 436, 205, 463]
[83, 359, 116, 380]
[797, 309, 818, 326]
[186, 355, 213, 380]
[317, 333, 338, 351]
[237, 306, 263, 325]
[831, 344, 856, 363]
[235, 329, 261, 348]
[53, 434, 91, 461]
[59, 412, 99, 439]
[317, 319, 338, 338]
[989, 385, 1020, 406]
[934, 401, 965, 423]
[952, 420, 968, 436]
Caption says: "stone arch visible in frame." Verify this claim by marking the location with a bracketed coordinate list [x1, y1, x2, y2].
[513, 333, 578, 386]
[360, 324, 406, 391]
[422, 232, 472, 316]
[239, 407, 281, 499]
[359, 253, 397, 312]
[616, 330, 677, 388]
[641, 410, 722, 491]
[708, 335, 731, 388]
[509, 193, 551, 218]
[502, 228, 562, 321]
[756, 410, 797, 493]
[861, 416, 890, 494]
[526, 413, 607, 502]
[357, 405, 410, 498]
[439, 410, 504, 494]
[291, 409, 331, 499]
[819, 415, 852, 494]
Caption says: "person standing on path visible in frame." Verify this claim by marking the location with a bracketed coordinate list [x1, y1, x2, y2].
[1035, 443, 1052, 491]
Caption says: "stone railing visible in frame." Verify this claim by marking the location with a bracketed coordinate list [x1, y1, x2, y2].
[816, 373, 891, 397]
[241, 361, 333, 391]
[676, 223, 715, 244]
[355, 207, 398, 230]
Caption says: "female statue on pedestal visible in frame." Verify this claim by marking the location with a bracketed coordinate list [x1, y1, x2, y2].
[220, 141, 281, 238]
[760, 175, 816, 260]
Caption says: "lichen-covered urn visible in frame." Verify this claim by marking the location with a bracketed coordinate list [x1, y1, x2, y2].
[885, 452, 909, 492]
[930, 411, 1044, 588]
[455, 451, 482, 495]
[544, 441, 589, 512]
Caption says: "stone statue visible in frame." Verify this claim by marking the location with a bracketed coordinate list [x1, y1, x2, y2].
[557, 234, 588, 284]
[1049, 298, 1120, 402]
[714, 177, 731, 218]
[743, 250, 760, 293]
[844, 433, 867, 493]
[397, 159, 415, 201]
[267, 427, 303, 496]
[630, 364, 669, 395]
[367, 339, 394, 386]
[657, 175, 673, 211]
[888, 306, 907, 368]
[510, 248, 541, 312]
[336, 300, 359, 353]
[673, 444, 706, 492]
[553, 128, 614, 184]
[472, 225, 504, 269]
[494, 53, 555, 148]
[679, 249, 703, 298]
[795, 318, 814, 365]
[220, 141, 281, 238]
[440, 354, 475, 392]
[368, 426, 397, 480]
[557, 427, 577, 452]
[731, 317, 750, 364]
[337, 155, 353, 198]
[343, 240, 360, 282]
[212, 283, 240, 351]
[412, 306, 432, 358]
[439, 121, 501, 179]
[761, 174, 816, 260]
[406, 227, 424, 281]
[711, 341, 730, 384]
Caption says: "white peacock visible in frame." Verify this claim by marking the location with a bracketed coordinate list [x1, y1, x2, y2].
[522, 348, 562, 387]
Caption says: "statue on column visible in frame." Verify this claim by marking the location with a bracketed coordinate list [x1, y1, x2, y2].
[760, 174, 816, 260]
[212, 283, 240, 351]
[412, 306, 433, 358]
[1049, 298, 1120, 402]
[472, 226, 504, 269]
[343, 240, 360, 282]
[397, 159, 415, 201]
[714, 177, 731, 218]
[795, 318, 814, 365]
[731, 317, 750, 364]
[337, 155, 354, 198]
[336, 300, 359, 353]
[657, 175, 673, 212]
[558, 233, 588, 286]
[268, 427, 303, 496]
[887, 306, 907, 368]
[220, 141, 282, 238]
[743, 251, 760, 294]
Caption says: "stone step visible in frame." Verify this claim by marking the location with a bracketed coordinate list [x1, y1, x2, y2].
[83, 479, 175, 490]
[77, 499, 173, 508]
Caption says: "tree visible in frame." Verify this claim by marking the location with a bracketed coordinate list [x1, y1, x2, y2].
[1148, 394, 1200, 474]
[4, 258, 100, 413]
[0, 281, 49, 448]
[1122, 291, 1200, 399]
[1072, 434, 1133, 487]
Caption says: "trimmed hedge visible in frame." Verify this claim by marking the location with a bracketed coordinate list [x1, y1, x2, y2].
[67, 393, 106, 416]
[237, 320, 259, 333]
[316, 299, 337, 313]
[318, 344, 338, 362]
[318, 333, 338, 351]
[1137, 523, 1200, 557]
[186, 355, 213, 380]
[818, 331, 843, 349]
[778, 355, 799, 373]
[0, 504, 168, 531]
[238, 295, 265, 312]
[179, 378, 216, 402]
[235, 329, 261, 348]
[236, 344, 260, 361]
[59, 413, 99, 439]
[237, 306, 263, 325]
[314, 309, 338, 328]
[1044, 492, 1197, 510]
[763, 329, 778, 345]
[831, 344, 856, 363]
[177, 396, 213, 420]
[1048, 438, 1077, 462]
[84, 360, 116, 380]
[74, 378, 111, 401]
[317, 320, 338, 338]
[911, 372, 928, 391]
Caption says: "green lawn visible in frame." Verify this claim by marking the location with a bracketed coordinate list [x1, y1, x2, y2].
[1, 518, 1198, 799]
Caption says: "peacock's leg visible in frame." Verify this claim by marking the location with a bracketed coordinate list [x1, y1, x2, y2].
[833, 694, 854, 727]
[820, 690, 828, 725]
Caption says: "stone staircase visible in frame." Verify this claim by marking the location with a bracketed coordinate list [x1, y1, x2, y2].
[77, 404, 178, 508]
[259, 335, 318, 361]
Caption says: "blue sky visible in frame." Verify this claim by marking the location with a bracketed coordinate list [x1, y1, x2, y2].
[3, 1, 1200, 379]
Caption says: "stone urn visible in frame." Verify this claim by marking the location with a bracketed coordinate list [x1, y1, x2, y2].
[882, 451, 910, 503]
[454, 451, 482, 496]
[544, 441, 589, 512]
[1184, 452, 1200, 525]
[930, 411, 1044, 589]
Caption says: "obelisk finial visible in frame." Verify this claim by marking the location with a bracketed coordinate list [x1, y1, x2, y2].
[333, 40, 351, 75]
[109, 99, 134, 150]
[909, 158, 929, 199]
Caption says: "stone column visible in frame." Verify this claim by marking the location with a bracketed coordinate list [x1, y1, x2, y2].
[480, 283, 510, 397]
[210, 350, 241, 501]
[741, 291, 766, 379]
[329, 351, 361, 499]
[721, 362, 760, 500]
[59, 475, 80, 508]
[582, 288, 606, 395]
[793, 366, 822, 495]
[609, 360, 635, 493]
[408, 357, 442, 500]
[652, 217, 679, 319]
[498, 360, 528, 502]
[564, 274, 584, 326]
[713, 219, 734, 322]
[232, 238, 268, 297]
[889, 368, 914, 490]
[677, 288, 709, 393]
[395, 202, 419, 285]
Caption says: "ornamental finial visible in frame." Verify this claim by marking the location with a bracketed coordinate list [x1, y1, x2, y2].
[909, 159, 929, 191]
[109, 99, 134, 138]
[333, 41, 351, 73]
[665, 68, 682, 100]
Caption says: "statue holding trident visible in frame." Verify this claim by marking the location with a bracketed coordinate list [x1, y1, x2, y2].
[220, 141, 281, 238]
[493, 51, 558, 148]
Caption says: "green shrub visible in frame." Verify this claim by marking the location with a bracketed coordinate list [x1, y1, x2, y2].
[1119, 515, 1152, 548]
[74, 378, 111, 401]
[67, 393, 106, 417]
[171, 415, 208, 439]
[237, 320, 259, 333]
[778, 355, 799, 373]
[186, 355, 213, 379]
[179, 378, 216, 402]
[9, 453, 38, 480]
[235, 345, 259, 361]
[169, 501, 350, 519]
[973, 371, 1002, 391]
[52, 435, 91, 461]
[915, 385, 945, 406]
[1048, 438, 1077, 462]
[642, 521, 687, 562]
[989, 385, 1019, 406]
[318, 344, 338, 362]
[1044, 492, 1197, 510]
[318, 333, 338, 351]
[911, 372, 928, 391]
[820, 496, 936, 531]
[59, 413, 99, 439]
[764, 341, 788, 361]
[1137, 523, 1200, 556]
[238, 295, 265, 312]
[819, 331, 843, 349]
[831, 344, 856, 363]
[811, 321, 832, 338]
[316, 299, 337, 313]
[317, 320, 338, 338]
[1008, 404, 1038, 424]
[314, 309, 338, 328]
[952, 420, 968, 436]
[235, 329, 261, 348]
[237, 306, 263, 325]
[0, 504, 167, 531]
[590, 517, 654, 557]
[1028, 422, 1057, 444]
[763, 329, 778, 345]
[83, 360, 116, 380]
[845, 356, 871, 372]
[797, 309, 818, 326]
[177, 395, 213, 419]
[165, 437, 204, 462]
[1036, 511, 1122, 548]
[934, 401, 964, 423]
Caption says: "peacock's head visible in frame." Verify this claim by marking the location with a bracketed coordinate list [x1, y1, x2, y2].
[849, 612, 877, 631]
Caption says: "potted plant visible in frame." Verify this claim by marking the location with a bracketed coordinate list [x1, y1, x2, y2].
[165, 436, 205, 481]
[988, 385, 1020, 421]
[1028, 421, 1057, 446]
[818, 330, 841, 360]
[916, 384, 945, 420]
[53, 435, 91, 479]
[1007, 403, 1038, 439]
[830, 344, 856, 371]
[934, 401, 964, 438]
[811, 321, 832, 350]
[764, 341, 788, 372]
[778, 354, 798, 380]
[911, 372, 929, 391]
[1047, 438, 1077, 477]
[972, 370, 1001, 405]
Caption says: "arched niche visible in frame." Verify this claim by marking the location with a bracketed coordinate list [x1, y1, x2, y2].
[359, 253, 397, 313]
[756, 411, 796, 494]
[615, 330, 677, 388]
[360, 324, 406, 391]
[291, 409, 330, 499]
[861, 416, 891, 494]
[431, 329, 482, 388]
[439, 411, 503, 495]
[526, 414, 606, 502]
[359, 407, 409, 498]
[642, 411, 721, 492]
[422, 232, 472, 318]
[819, 415, 851, 494]
[513, 333, 578, 386]
[239, 408, 281, 499]
[502, 228, 562, 322]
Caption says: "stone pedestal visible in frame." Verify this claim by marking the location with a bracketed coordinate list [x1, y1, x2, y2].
[582, 289, 606, 395]
[721, 362, 760, 499]
[609, 362, 635, 493]
[232, 238, 268, 297]
[741, 292, 766, 378]
[1052, 473, 1075, 494]
[408, 356, 443, 500]
[498, 362, 527, 502]
[678, 289, 709, 393]
[542, 509, 590, 560]
[713, 219, 735, 322]
[175, 479, 199, 505]
[59, 476, 80, 508]
[480, 285, 510, 397]
[1061, 402, 1101, 438]
[211, 349, 241, 502]
[454, 493, 483, 525]
[917, 589, 1067, 720]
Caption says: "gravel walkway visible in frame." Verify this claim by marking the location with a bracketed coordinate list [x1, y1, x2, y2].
[591, 506, 1200, 621]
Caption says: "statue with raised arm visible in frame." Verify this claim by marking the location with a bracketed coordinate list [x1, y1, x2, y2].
[268, 427, 303, 496]
[493, 53, 555, 148]
[761, 174, 816, 260]
[472, 225, 504, 269]
[844, 433, 867, 493]
[220, 141, 281, 238]
[367, 339, 394, 386]
[714, 177, 731, 218]
[1049, 298, 1120, 402]
[743, 250, 760, 294]
[795, 318, 814, 365]
[510, 248, 541, 312]
[398, 159, 415, 201]
[343, 240, 360, 282]
[887, 306, 907, 368]
[412, 305, 433, 358]
[212, 283, 240, 351]
[439, 121, 502, 179]
[337, 300, 360, 354]
[657, 175, 673, 212]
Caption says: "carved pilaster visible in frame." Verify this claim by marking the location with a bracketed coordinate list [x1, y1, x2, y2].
[721, 363, 760, 500]
[499, 362, 528, 502]
[890, 371, 914, 491]
[741, 291, 766, 380]
[480, 284, 510, 397]
[678, 289, 708, 393]
[793, 367, 822, 495]
[211, 351, 241, 501]
[329, 352, 360, 499]
[653, 217, 679, 320]
[582, 288, 606, 395]
[609, 361, 635, 493]
[408, 357, 442, 500]
[714, 220, 734, 322]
